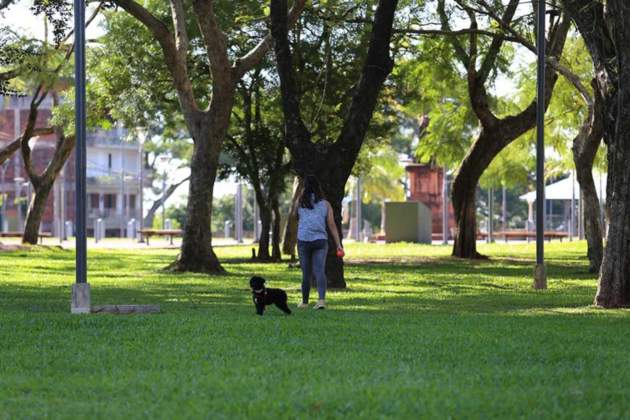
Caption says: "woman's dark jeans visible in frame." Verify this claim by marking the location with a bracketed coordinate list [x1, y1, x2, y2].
[297, 239, 328, 303]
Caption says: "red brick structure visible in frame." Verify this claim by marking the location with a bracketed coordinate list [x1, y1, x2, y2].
[405, 163, 455, 238]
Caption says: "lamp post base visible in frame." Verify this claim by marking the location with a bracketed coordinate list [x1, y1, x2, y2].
[533, 264, 547, 289]
[71, 283, 91, 314]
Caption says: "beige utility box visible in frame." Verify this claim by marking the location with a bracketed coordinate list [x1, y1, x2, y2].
[384, 201, 432, 244]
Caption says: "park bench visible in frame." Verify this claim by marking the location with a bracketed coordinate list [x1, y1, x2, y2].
[0, 231, 52, 244]
[138, 229, 182, 246]
[478, 230, 569, 242]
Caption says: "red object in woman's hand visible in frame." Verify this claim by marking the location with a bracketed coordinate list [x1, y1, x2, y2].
[336, 249, 345, 258]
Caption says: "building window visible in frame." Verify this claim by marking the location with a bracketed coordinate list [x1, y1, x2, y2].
[104, 194, 116, 209]
[129, 194, 136, 210]
[108, 153, 112, 171]
[90, 194, 99, 209]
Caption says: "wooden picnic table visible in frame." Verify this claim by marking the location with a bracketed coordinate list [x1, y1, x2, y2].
[138, 229, 182, 246]
[0, 232, 52, 244]
[478, 230, 569, 242]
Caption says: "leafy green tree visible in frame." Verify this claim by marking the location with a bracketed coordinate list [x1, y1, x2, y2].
[392, 37, 476, 169]
[271, 0, 400, 288]
[510, 34, 605, 272]
[428, 0, 570, 259]
[223, 68, 290, 260]
[109, 0, 307, 273]
[1, 2, 102, 244]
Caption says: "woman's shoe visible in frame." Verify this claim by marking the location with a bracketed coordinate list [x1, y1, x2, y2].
[297, 302, 309, 309]
[313, 300, 326, 310]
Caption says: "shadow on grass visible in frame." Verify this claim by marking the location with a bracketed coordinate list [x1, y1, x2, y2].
[0, 246, 602, 317]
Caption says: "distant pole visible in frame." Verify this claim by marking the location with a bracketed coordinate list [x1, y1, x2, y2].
[355, 177, 362, 241]
[161, 175, 166, 230]
[138, 139, 144, 241]
[570, 171, 575, 240]
[253, 187, 260, 243]
[578, 190, 584, 241]
[534, 0, 547, 289]
[72, 0, 90, 314]
[488, 187, 494, 243]
[58, 166, 65, 243]
[597, 172, 608, 239]
[0, 163, 6, 232]
[235, 183, 243, 243]
[502, 186, 507, 235]
[442, 167, 448, 245]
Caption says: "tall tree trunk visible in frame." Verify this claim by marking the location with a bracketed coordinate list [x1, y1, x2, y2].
[271, 196, 282, 260]
[564, 0, 630, 307]
[167, 121, 225, 273]
[22, 181, 53, 244]
[595, 88, 630, 306]
[452, 180, 481, 258]
[322, 183, 345, 289]
[593, 0, 630, 307]
[19, 91, 74, 245]
[282, 177, 301, 260]
[577, 170, 603, 272]
[451, 130, 505, 259]
[572, 81, 604, 273]
[257, 205, 272, 260]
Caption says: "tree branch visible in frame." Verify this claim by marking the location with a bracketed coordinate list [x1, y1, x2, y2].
[20, 89, 51, 188]
[169, 0, 190, 68]
[0, 68, 20, 82]
[477, 0, 519, 84]
[234, 0, 307, 79]
[437, 0, 470, 67]
[144, 175, 190, 223]
[192, 0, 233, 100]
[395, 27, 519, 41]
[113, 0, 198, 113]
[334, 0, 398, 163]
[270, 0, 312, 152]
[0, 138, 20, 165]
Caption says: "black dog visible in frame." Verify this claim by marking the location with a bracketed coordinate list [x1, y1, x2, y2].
[249, 276, 292, 316]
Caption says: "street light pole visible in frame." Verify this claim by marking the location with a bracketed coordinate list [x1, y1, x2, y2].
[534, 0, 547, 289]
[0, 162, 6, 232]
[162, 174, 166, 230]
[14, 177, 24, 231]
[138, 138, 145, 241]
[72, 0, 90, 313]
[442, 167, 448, 245]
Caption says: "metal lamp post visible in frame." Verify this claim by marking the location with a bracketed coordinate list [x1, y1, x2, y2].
[442, 167, 449, 245]
[534, 0, 547, 289]
[14, 177, 24, 231]
[138, 135, 145, 242]
[0, 162, 7, 232]
[71, 0, 90, 313]
[158, 155, 171, 230]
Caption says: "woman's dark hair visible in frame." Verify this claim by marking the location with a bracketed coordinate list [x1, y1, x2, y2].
[300, 175, 325, 209]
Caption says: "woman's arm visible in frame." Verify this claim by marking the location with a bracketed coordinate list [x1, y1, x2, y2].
[326, 202, 343, 250]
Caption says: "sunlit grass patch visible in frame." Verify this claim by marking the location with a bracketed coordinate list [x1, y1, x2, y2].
[1, 241, 629, 418]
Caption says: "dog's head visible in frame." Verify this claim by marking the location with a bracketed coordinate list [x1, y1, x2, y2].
[250, 276, 266, 293]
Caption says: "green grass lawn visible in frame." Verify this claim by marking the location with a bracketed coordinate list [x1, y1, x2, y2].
[1, 241, 629, 419]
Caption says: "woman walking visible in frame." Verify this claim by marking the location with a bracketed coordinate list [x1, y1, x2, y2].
[296, 175, 343, 309]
